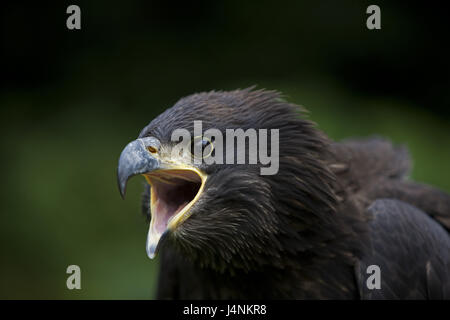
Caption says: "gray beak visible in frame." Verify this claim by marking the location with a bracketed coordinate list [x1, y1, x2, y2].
[117, 137, 160, 199]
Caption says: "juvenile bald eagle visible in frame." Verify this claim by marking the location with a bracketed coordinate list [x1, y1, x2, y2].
[117, 89, 450, 299]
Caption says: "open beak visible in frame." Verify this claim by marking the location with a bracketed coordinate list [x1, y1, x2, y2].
[117, 137, 207, 259]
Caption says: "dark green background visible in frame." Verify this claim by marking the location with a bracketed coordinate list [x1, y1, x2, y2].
[1, 1, 449, 299]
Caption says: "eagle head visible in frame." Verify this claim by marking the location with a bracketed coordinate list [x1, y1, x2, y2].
[117, 88, 336, 273]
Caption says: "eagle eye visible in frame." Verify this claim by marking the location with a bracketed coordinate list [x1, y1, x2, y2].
[147, 146, 158, 154]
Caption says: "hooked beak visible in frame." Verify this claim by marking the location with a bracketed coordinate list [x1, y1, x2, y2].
[117, 137, 160, 199]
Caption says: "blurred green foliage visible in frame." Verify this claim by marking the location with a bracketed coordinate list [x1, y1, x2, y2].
[1, 1, 449, 299]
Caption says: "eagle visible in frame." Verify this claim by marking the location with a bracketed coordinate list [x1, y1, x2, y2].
[117, 88, 450, 299]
